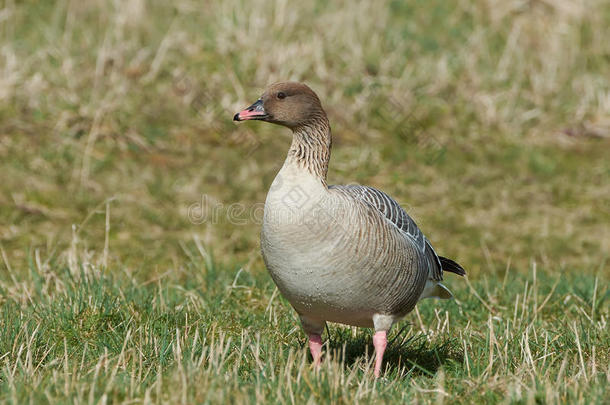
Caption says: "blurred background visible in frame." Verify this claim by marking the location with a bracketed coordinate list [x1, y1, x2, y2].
[1, 0, 608, 281]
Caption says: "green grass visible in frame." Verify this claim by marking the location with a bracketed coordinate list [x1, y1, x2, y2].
[1, 0, 609, 403]
[0, 256, 607, 403]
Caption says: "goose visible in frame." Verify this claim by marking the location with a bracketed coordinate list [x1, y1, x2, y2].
[233, 82, 466, 377]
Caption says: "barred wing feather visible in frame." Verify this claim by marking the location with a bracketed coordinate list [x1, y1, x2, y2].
[329, 184, 444, 281]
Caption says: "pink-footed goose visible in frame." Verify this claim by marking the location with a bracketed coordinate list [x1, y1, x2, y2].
[234, 82, 466, 377]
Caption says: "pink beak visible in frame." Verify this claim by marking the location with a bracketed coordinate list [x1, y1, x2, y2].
[234, 99, 268, 121]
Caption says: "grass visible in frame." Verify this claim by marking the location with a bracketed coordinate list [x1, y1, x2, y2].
[0, 0, 609, 403]
[0, 253, 607, 403]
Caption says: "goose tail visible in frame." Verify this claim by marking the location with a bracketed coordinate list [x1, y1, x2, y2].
[439, 256, 466, 276]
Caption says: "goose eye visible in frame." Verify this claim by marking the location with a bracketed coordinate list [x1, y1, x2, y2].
[277, 92, 286, 100]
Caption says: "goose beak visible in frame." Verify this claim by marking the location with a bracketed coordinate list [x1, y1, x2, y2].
[233, 99, 268, 121]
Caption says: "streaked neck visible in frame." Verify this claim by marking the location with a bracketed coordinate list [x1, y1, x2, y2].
[286, 116, 331, 185]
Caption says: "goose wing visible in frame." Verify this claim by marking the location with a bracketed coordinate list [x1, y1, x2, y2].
[329, 184, 443, 281]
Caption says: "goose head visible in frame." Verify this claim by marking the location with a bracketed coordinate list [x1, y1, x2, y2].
[233, 82, 326, 130]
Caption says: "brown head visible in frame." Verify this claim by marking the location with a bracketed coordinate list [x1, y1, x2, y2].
[234, 82, 327, 130]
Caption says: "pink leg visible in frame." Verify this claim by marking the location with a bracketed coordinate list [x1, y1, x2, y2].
[308, 334, 323, 366]
[373, 331, 387, 378]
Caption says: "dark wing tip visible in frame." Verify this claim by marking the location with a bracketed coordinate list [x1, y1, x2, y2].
[439, 256, 466, 276]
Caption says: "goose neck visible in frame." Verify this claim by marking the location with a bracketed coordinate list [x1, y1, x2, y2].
[286, 119, 332, 185]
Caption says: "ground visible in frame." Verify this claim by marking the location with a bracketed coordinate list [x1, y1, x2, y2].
[0, 0, 608, 403]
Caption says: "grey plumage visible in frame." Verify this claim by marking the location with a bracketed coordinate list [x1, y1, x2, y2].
[234, 81, 466, 377]
[330, 184, 444, 281]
